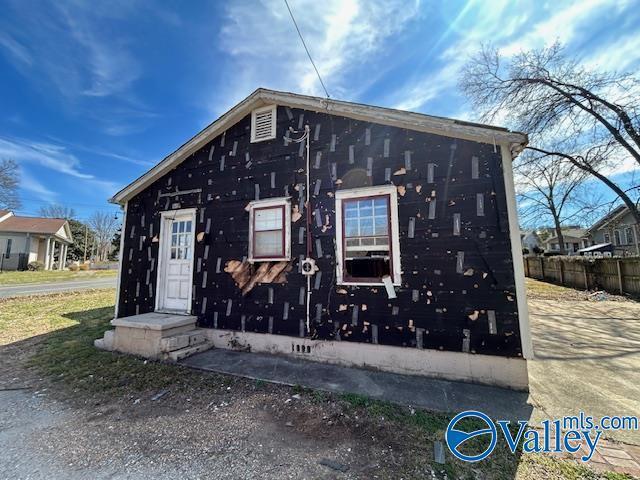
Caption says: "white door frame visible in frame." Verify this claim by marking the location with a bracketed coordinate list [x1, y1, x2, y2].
[155, 208, 197, 314]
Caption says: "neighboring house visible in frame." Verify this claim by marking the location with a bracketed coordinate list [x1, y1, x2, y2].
[544, 228, 589, 255]
[587, 205, 639, 256]
[0, 210, 73, 271]
[520, 230, 542, 252]
[100, 88, 532, 390]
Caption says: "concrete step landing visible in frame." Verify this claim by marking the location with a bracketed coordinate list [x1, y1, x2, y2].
[95, 312, 209, 360]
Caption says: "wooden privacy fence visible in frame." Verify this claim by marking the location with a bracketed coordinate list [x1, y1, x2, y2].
[524, 256, 640, 295]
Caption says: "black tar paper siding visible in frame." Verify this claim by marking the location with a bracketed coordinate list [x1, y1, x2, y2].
[118, 106, 522, 357]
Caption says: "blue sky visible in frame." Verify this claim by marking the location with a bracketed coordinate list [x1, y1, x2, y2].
[1, 0, 639, 223]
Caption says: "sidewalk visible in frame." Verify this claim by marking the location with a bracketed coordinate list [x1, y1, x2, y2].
[547, 432, 640, 477]
[180, 348, 533, 420]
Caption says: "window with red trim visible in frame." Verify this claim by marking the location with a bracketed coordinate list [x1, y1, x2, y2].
[248, 198, 290, 262]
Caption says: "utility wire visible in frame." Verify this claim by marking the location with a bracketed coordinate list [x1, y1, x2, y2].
[283, 0, 330, 99]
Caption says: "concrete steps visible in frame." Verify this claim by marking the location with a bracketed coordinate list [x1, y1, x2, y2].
[161, 328, 214, 361]
[165, 341, 214, 361]
[95, 313, 211, 361]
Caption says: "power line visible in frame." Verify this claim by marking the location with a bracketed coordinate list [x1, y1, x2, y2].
[283, 0, 330, 99]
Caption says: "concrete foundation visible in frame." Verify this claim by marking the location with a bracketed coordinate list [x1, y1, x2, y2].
[204, 329, 529, 391]
[95, 314, 528, 390]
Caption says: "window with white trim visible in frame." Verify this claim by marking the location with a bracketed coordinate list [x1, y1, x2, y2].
[250, 105, 277, 142]
[614, 229, 622, 246]
[336, 186, 401, 285]
[248, 198, 291, 261]
[625, 227, 634, 245]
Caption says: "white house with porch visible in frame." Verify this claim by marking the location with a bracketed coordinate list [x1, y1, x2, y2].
[0, 210, 73, 271]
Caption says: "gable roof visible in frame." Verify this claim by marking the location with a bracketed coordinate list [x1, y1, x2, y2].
[0, 214, 72, 242]
[110, 88, 528, 205]
[587, 205, 632, 233]
[546, 228, 588, 243]
[0, 209, 12, 222]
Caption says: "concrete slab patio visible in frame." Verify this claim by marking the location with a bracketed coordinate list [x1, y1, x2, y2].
[180, 348, 533, 420]
[527, 298, 640, 445]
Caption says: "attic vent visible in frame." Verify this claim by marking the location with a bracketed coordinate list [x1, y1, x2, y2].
[251, 105, 277, 142]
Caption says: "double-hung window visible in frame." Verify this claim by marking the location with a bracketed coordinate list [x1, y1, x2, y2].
[625, 227, 634, 245]
[248, 198, 291, 262]
[336, 185, 401, 285]
[614, 229, 622, 246]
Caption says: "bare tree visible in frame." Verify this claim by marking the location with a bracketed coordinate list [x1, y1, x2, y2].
[39, 204, 77, 220]
[460, 43, 640, 224]
[0, 159, 21, 210]
[516, 154, 597, 254]
[88, 211, 120, 262]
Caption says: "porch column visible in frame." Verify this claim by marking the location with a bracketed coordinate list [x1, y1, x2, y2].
[59, 243, 66, 270]
[45, 237, 51, 270]
[50, 240, 57, 270]
[25, 233, 31, 264]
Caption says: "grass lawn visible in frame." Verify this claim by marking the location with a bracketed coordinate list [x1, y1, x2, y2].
[0, 290, 633, 480]
[0, 269, 117, 286]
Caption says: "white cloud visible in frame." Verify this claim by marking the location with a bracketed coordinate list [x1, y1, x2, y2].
[388, 0, 519, 114]
[0, 137, 92, 179]
[0, 2, 153, 136]
[213, 0, 421, 116]
[57, 4, 142, 98]
[19, 169, 58, 204]
[390, 0, 629, 117]
[0, 136, 121, 198]
[0, 31, 32, 66]
[0, 3, 141, 100]
[498, 0, 615, 56]
[586, 33, 640, 73]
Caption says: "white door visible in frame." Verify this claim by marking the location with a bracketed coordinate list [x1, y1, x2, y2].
[158, 210, 195, 313]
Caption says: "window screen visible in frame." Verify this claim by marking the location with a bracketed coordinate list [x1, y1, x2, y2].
[343, 196, 391, 280]
[253, 206, 284, 258]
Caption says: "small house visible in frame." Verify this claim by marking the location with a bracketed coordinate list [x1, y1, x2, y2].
[544, 228, 589, 255]
[100, 89, 533, 390]
[0, 210, 72, 271]
[588, 205, 639, 256]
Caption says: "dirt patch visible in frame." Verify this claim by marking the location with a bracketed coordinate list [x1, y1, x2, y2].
[526, 278, 633, 303]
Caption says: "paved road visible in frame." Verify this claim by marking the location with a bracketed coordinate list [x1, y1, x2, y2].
[0, 277, 117, 298]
